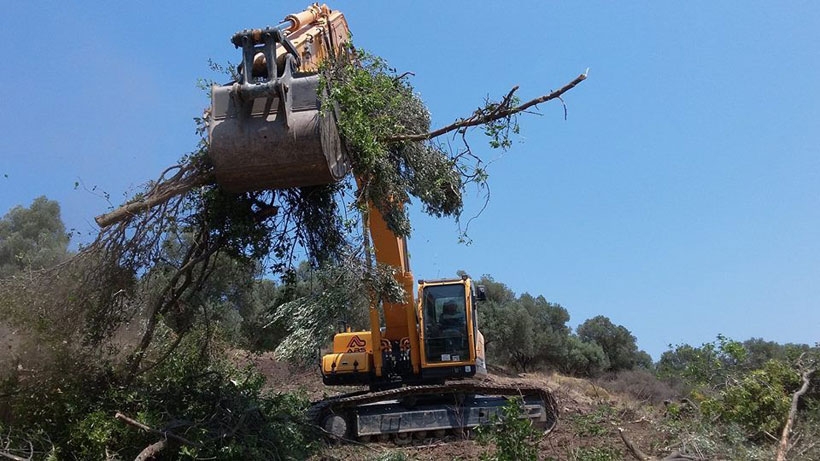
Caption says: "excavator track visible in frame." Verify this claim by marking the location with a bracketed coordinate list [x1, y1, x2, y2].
[308, 381, 558, 442]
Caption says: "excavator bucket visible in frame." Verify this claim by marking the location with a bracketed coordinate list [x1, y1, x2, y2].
[208, 25, 348, 194]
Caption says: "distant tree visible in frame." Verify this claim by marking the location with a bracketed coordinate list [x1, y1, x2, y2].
[559, 335, 610, 377]
[518, 293, 571, 367]
[576, 315, 641, 373]
[0, 196, 69, 278]
[633, 350, 655, 370]
[657, 335, 748, 387]
[476, 274, 516, 304]
[475, 275, 572, 372]
[741, 338, 813, 371]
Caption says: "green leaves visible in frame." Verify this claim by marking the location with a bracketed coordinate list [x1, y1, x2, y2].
[321, 49, 473, 236]
[0, 196, 70, 278]
[476, 397, 541, 461]
[271, 260, 402, 363]
[701, 359, 801, 436]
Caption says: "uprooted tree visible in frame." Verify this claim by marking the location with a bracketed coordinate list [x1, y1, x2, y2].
[82, 49, 586, 370]
[0, 46, 585, 457]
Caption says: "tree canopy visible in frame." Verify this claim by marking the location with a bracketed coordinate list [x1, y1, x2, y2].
[0, 196, 69, 278]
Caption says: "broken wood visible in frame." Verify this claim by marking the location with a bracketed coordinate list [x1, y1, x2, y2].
[0, 450, 30, 461]
[134, 439, 168, 461]
[95, 165, 211, 228]
[776, 354, 816, 461]
[619, 427, 704, 461]
[115, 412, 202, 449]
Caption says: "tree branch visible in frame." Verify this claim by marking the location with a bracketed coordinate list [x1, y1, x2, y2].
[619, 427, 651, 460]
[0, 450, 30, 461]
[619, 428, 703, 461]
[776, 355, 816, 461]
[95, 171, 211, 228]
[384, 72, 587, 143]
[134, 439, 168, 461]
[115, 412, 202, 448]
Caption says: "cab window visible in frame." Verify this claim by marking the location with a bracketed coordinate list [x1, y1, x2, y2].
[421, 284, 469, 363]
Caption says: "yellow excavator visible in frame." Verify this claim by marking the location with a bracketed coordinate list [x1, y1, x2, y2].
[208, 4, 557, 441]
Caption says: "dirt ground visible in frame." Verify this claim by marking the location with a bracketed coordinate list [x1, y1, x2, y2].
[240, 352, 668, 460]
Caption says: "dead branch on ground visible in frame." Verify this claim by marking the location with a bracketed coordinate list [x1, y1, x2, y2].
[134, 439, 168, 461]
[619, 427, 704, 461]
[115, 412, 201, 448]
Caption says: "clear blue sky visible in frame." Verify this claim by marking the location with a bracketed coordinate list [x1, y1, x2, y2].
[1, 2, 818, 359]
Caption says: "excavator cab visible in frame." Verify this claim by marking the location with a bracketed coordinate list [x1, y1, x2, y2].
[208, 4, 351, 193]
[417, 277, 488, 381]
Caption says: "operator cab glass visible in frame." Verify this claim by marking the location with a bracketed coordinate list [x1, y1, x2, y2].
[421, 284, 469, 364]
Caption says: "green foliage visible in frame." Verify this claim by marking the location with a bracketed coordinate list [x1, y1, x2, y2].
[272, 260, 402, 362]
[657, 334, 801, 389]
[476, 397, 541, 461]
[474, 275, 649, 377]
[570, 405, 614, 437]
[658, 411, 776, 460]
[0, 196, 69, 278]
[322, 48, 523, 239]
[1, 331, 317, 460]
[577, 315, 646, 373]
[476, 275, 571, 372]
[658, 337, 819, 457]
[559, 335, 610, 377]
[322, 49, 464, 236]
[700, 359, 800, 436]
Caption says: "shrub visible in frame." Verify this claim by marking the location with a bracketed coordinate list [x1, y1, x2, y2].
[1, 332, 317, 460]
[700, 359, 800, 437]
[569, 404, 615, 437]
[476, 397, 541, 461]
[598, 369, 683, 405]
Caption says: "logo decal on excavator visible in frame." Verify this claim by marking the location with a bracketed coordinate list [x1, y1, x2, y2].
[346, 336, 366, 353]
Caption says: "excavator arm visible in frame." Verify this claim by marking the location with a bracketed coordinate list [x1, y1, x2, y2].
[207, 3, 556, 441]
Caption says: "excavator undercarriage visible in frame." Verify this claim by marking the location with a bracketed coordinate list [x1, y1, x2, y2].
[308, 381, 558, 442]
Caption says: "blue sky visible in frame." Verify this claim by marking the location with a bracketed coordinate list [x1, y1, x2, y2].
[1, 2, 818, 359]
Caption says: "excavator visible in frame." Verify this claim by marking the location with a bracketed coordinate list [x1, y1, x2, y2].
[208, 4, 557, 442]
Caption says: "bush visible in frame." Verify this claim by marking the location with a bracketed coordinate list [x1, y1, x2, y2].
[0, 333, 317, 460]
[476, 397, 541, 461]
[598, 369, 683, 405]
[569, 404, 615, 438]
[700, 359, 800, 437]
